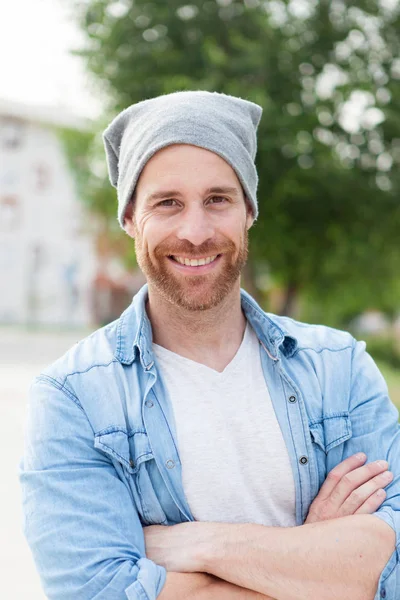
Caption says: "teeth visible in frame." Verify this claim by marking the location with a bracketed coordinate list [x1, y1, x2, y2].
[172, 255, 218, 266]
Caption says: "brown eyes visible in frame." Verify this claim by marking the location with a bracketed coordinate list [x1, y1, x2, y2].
[208, 196, 228, 204]
[158, 199, 178, 207]
[157, 196, 228, 208]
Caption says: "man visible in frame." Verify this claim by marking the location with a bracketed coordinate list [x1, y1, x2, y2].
[20, 91, 399, 600]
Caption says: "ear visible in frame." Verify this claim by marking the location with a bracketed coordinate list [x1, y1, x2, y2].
[123, 201, 136, 239]
[245, 198, 255, 230]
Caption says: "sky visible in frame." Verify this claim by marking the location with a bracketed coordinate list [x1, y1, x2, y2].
[0, 0, 390, 130]
[0, 0, 103, 117]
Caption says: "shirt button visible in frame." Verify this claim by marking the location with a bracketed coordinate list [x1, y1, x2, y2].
[381, 589, 386, 598]
[299, 456, 308, 465]
[166, 459, 175, 469]
[288, 395, 297, 403]
[145, 399, 154, 407]
[129, 459, 135, 468]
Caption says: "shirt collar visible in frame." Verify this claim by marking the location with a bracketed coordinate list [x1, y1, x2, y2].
[239, 288, 298, 359]
[115, 284, 298, 366]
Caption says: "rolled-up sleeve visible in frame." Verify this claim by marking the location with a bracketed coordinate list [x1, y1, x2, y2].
[349, 340, 400, 600]
[19, 378, 167, 600]
[373, 508, 400, 600]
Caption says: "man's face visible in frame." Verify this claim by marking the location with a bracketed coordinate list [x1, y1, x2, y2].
[124, 144, 253, 311]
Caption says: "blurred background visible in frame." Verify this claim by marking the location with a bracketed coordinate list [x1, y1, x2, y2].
[1, 0, 400, 597]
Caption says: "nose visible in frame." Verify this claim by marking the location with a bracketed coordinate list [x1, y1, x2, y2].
[175, 204, 215, 247]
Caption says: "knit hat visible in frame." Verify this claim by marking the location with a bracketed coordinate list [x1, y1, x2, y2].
[103, 90, 263, 228]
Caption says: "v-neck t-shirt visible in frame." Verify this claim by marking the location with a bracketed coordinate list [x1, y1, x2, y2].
[152, 321, 296, 527]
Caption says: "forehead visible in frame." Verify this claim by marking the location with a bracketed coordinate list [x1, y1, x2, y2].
[135, 144, 242, 194]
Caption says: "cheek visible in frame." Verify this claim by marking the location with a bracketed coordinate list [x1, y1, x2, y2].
[222, 220, 247, 243]
[139, 223, 167, 257]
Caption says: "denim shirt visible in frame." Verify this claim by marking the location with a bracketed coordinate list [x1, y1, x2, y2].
[20, 285, 400, 600]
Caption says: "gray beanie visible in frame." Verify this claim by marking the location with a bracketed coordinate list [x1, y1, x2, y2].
[102, 90, 263, 228]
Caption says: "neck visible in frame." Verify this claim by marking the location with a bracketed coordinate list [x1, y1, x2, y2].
[146, 281, 247, 372]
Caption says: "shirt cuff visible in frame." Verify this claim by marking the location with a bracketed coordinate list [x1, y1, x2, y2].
[373, 508, 399, 600]
[125, 557, 167, 600]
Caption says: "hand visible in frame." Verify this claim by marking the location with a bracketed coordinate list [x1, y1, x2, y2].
[305, 453, 393, 524]
[143, 521, 210, 572]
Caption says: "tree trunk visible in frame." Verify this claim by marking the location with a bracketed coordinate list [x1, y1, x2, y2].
[241, 261, 263, 305]
[280, 282, 299, 317]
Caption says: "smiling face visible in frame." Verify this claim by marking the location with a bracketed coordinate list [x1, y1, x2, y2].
[124, 144, 253, 311]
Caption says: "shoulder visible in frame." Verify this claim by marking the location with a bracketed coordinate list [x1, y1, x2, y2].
[37, 319, 121, 392]
[241, 290, 355, 356]
[30, 317, 135, 432]
[267, 313, 355, 355]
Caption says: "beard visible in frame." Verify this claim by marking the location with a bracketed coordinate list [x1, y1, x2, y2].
[134, 228, 249, 312]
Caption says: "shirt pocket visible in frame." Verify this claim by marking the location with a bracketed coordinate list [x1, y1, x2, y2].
[309, 413, 353, 488]
[94, 428, 168, 526]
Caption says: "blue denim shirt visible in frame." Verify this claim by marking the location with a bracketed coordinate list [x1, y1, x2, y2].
[20, 285, 400, 600]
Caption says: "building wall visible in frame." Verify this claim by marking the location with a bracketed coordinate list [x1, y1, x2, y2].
[0, 113, 97, 326]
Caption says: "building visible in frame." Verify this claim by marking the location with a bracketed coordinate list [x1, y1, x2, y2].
[0, 98, 99, 327]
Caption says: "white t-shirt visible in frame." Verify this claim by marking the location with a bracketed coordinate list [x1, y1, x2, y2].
[153, 321, 296, 527]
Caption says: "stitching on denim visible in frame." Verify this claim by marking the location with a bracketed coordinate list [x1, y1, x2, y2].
[128, 430, 148, 438]
[277, 367, 304, 518]
[309, 415, 351, 450]
[151, 388, 180, 458]
[295, 345, 353, 355]
[134, 577, 151, 600]
[35, 375, 83, 410]
[373, 520, 398, 582]
[95, 426, 148, 437]
[116, 315, 124, 357]
[95, 426, 128, 437]
[241, 296, 285, 337]
[97, 438, 152, 465]
[62, 360, 118, 384]
[134, 470, 148, 520]
[309, 413, 350, 426]
[134, 452, 153, 462]
[326, 432, 352, 451]
[133, 462, 167, 525]
[38, 361, 120, 400]
[96, 440, 130, 465]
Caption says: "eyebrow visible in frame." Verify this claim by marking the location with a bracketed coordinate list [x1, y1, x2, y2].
[145, 190, 182, 203]
[204, 186, 241, 197]
[145, 186, 241, 204]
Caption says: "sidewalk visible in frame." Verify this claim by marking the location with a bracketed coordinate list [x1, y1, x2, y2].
[0, 326, 92, 599]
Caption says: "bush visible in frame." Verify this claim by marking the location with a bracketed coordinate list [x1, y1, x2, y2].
[362, 336, 400, 370]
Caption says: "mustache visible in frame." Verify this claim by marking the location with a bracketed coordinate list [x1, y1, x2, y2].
[154, 239, 236, 257]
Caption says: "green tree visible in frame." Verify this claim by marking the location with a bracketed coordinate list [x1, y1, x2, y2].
[67, 0, 400, 321]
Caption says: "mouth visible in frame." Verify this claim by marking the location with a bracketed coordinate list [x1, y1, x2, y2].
[167, 254, 221, 272]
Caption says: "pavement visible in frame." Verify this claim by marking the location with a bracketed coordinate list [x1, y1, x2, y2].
[0, 326, 93, 599]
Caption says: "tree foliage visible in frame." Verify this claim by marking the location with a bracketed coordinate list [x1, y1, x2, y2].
[66, 0, 400, 321]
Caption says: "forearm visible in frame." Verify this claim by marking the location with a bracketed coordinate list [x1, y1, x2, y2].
[158, 572, 276, 600]
[200, 515, 395, 600]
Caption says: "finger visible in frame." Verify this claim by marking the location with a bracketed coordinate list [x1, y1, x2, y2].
[330, 460, 389, 507]
[339, 471, 393, 516]
[355, 488, 387, 515]
[316, 453, 367, 501]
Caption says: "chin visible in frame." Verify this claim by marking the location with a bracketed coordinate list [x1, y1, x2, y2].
[167, 280, 236, 312]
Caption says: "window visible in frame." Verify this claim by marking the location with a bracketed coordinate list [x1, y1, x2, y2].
[0, 118, 25, 149]
[35, 163, 51, 191]
[0, 195, 20, 230]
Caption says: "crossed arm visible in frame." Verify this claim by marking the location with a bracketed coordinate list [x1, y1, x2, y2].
[145, 454, 396, 600]
[144, 345, 400, 600]
[22, 346, 398, 599]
